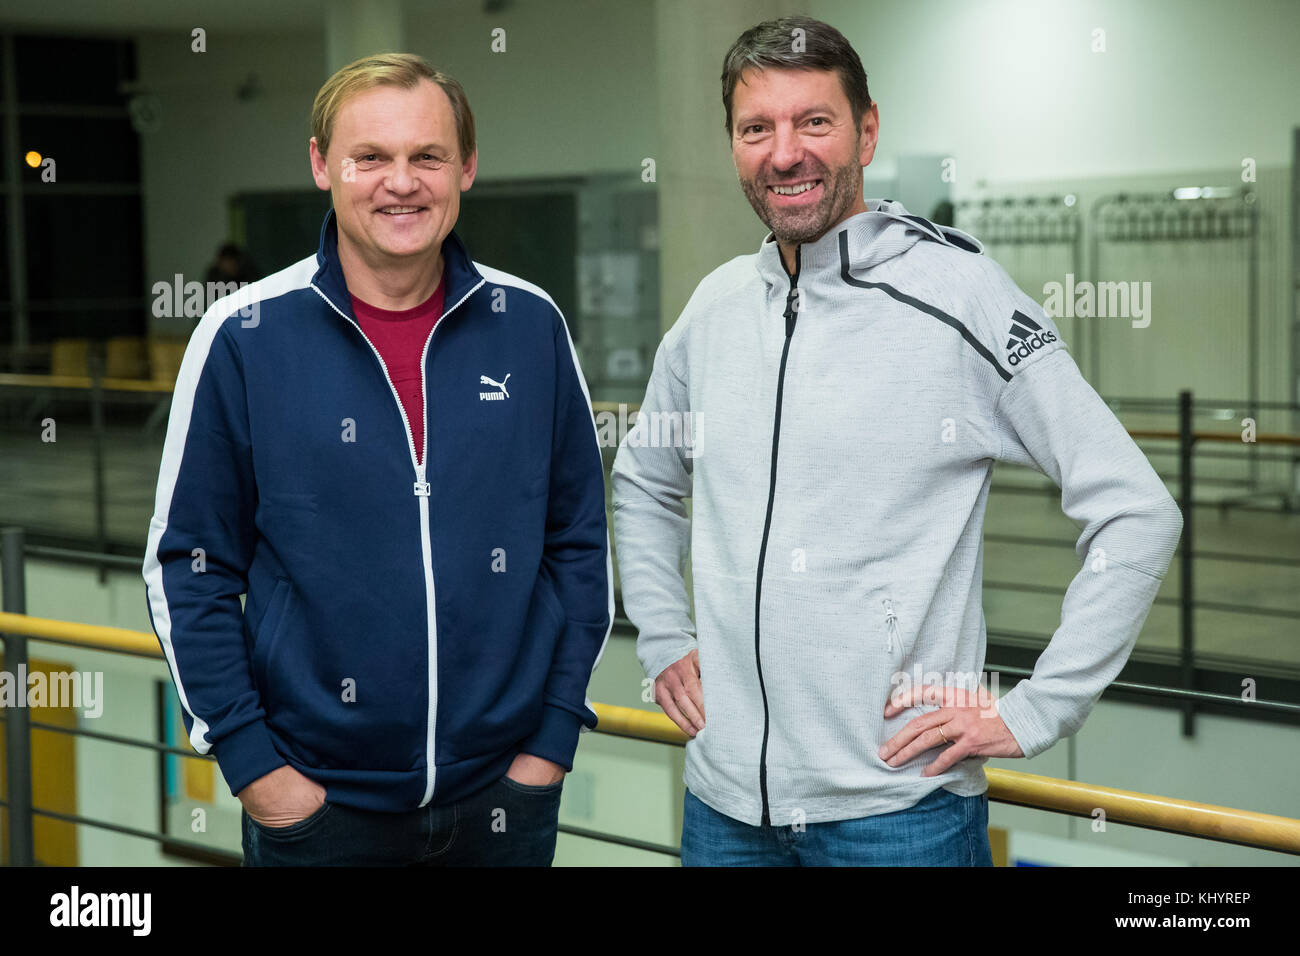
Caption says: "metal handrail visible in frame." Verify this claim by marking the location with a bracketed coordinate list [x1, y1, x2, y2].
[591, 703, 1300, 855]
[1126, 428, 1300, 446]
[2, 610, 1298, 857]
[0, 372, 173, 393]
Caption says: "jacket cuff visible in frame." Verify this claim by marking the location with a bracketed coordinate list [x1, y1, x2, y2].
[993, 687, 1056, 760]
[213, 718, 287, 797]
[642, 640, 698, 686]
[520, 702, 588, 772]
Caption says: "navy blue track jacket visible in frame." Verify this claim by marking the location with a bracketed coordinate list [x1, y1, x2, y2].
[143, 209, 613, 812]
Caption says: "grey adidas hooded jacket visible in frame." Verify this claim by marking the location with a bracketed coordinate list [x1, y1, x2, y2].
[611, 198, 1183, 827]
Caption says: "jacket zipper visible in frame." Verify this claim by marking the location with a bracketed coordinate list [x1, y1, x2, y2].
[753, 245, 800, 827]
[309, 273, 484, 807]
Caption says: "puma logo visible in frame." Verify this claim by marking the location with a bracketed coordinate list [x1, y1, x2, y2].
[479, 372, 510, 401]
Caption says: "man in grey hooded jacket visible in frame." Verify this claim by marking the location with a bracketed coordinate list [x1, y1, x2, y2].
[611, 16, 1182, 866]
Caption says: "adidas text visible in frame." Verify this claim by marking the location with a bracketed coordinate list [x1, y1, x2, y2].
[1007, 330, 1058, 366]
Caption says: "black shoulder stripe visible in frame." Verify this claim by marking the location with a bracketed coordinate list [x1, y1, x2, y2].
[900, 214, 944, 241]
[938, 227, 980, 253]
[900, 214, 981, 254]
[838, 231, 1012, 382]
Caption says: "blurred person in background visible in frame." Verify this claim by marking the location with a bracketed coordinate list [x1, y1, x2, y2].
[204, 241, 261, 287]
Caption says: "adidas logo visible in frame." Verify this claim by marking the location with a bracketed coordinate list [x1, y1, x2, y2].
[1005, 310, 1057, 366]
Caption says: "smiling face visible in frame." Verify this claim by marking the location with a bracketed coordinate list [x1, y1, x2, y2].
[730, 66, 877, 253]
[309, 79, 476, 277]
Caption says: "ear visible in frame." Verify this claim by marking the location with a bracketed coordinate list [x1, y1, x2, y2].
[459, 149, 478, 192]
[309, 137, 331, 192]
[858, 102, 879, 168]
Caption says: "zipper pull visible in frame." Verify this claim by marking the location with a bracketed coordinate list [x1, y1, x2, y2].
[882, 599, 898, 652]
[413, 464, 430, 497]
[783, 287, 799, 336]
[782, 246, 801, 337]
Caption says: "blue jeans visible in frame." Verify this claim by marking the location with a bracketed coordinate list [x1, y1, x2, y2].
[681, 787, 993, 866]
[241, 773, 563, 866]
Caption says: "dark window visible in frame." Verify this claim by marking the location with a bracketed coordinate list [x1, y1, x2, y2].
[14, 35, 135, 107]
[24, 194, 143, 303]
[19, 114, 140, 183]
[2, 33, 143, 350]
[457, 192, 579, 334]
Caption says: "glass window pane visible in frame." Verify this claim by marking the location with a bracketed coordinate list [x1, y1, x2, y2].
[24, 194, 143, 301]
[15, 35, 135, 107]
[19, 115, 139, 184]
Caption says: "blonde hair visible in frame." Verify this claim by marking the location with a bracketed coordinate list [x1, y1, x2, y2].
[311, 52, 476, 161]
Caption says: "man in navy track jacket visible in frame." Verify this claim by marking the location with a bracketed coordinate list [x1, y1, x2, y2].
[142, 53, 612, 866]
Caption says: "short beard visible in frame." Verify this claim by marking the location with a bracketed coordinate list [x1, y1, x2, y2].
[739, 159, 863, 247]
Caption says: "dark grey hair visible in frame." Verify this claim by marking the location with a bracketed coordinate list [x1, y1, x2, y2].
[721, 16, 872, 136]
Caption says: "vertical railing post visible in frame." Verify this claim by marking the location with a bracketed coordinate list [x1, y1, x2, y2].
[1, 526, 35, 865]
[89, 351, 108, 583]
[1245, 194, 1259, 491]
[1178, 391, 1196, 737]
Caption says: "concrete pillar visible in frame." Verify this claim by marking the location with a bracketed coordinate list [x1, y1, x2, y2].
[652, 0, 809, 333]
[324, 0, 407, 74]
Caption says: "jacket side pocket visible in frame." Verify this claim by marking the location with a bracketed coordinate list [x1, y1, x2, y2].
[882, 597, 902, 656]
[537, 571, 566, 631]
[251, 577, 291, 684]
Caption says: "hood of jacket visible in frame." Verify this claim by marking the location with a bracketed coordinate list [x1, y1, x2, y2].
[754, 197, 983, 290]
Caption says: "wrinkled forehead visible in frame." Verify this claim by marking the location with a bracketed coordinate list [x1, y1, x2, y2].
[331, 81, 458, 151]
[731, 66, 851, 124]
